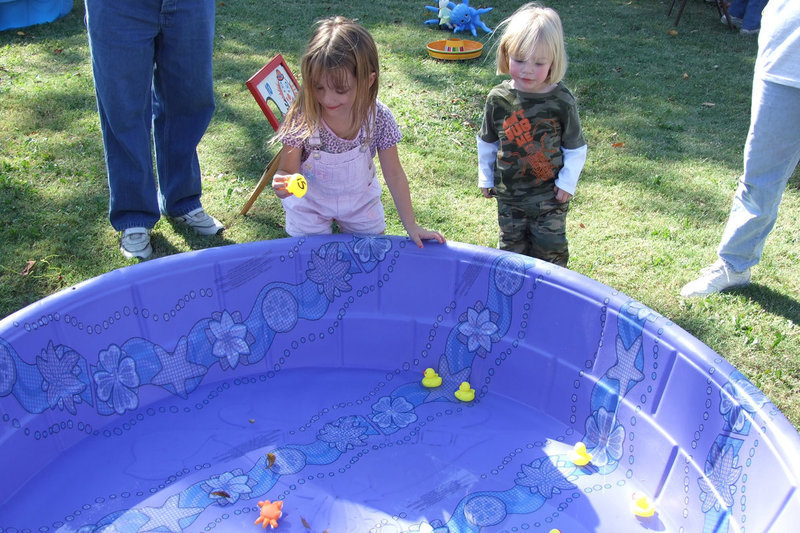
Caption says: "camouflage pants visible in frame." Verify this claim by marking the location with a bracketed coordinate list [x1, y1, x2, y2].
[496, 191, 569, 266]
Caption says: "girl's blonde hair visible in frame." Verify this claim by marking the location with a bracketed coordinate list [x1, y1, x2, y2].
[494, 3, 567, 85]
[277, 16, 379, 143]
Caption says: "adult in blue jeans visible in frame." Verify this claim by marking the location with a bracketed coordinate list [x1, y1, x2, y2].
[724, 0, 769, 35]
[681, 0, 800, 297]
[85, 0, 224, 259]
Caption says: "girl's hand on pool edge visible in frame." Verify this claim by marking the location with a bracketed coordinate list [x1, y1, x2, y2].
[406, 224, 446, 248]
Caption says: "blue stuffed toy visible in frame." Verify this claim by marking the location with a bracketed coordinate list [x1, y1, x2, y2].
[425, 1, 492, 35]
[449, 0, 493, 36]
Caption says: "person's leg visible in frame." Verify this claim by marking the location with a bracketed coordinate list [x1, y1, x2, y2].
[335, 196, 387, 235]
[717, 78, 800, 272]
[727, 0, 746, 19]
[152, 0, 216, 217]
[85, 0, 161, 231]
[527, 194, 569, 267]
[282, 197, 334, 237]
[741, 0, 768, 31]
[497, 201, 532, 256]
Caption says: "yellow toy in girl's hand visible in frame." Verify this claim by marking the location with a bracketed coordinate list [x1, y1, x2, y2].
[285, 173, 308, 198]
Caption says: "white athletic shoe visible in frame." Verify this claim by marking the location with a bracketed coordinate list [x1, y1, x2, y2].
[172, 207, 224, 236]
[680, 261, 750, 297]
[120, 227, 153, 260]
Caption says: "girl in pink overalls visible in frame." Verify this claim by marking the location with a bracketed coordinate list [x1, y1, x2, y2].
[271, 16, 445, 248]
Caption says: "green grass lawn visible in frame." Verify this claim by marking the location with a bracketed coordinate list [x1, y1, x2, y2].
[1, 0, 798, 425]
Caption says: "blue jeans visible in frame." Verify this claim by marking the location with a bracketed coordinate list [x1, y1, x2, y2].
[717, 77, 800, 272]
[85, 0, 215, 231]
[727, 0, 768, 30]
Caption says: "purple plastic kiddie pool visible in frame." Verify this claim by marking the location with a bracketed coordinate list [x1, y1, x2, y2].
[0, 0, 72, 32]
[1, 235, 799, 532]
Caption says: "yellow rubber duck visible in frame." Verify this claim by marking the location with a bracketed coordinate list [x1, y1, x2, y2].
[568, 441, 593, 466]
[631, 493, 655, 517]
[421, 368, 442, 388]
[285, 173, 308, 198]
[454, 381, 475, 402]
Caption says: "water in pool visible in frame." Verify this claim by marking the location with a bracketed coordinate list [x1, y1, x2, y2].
[2, 363, 668, 533]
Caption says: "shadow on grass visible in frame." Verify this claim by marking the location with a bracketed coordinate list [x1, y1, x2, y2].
[675, 282, 800, 355]
[0, 178, 110, 316]
[150, 228, 236, 258]
[735, 284, 800, 327]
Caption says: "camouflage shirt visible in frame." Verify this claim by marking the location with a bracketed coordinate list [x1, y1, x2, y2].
[478, 80, 585, 200]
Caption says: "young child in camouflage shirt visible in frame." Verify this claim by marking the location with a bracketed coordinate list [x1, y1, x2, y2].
[478, 3, 587, 267]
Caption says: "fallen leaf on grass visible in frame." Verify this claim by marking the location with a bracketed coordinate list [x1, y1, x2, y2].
[701, 102, 716, 107]
[683, 72, 689, 79]
[612, 142, 625, 148]
[668, 29, 679, 36]
[20, 260, 36, 276]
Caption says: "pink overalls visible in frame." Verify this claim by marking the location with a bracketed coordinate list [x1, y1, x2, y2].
[282, 125, 386, 236]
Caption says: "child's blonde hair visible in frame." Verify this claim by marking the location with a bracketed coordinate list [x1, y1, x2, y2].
[277, 16, 379, 143]
[494, 3, 567, 85]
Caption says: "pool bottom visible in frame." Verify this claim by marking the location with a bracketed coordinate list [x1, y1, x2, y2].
[2, 367, 663, 533]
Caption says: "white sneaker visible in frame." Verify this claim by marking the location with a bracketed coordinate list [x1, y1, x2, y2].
[680, 261, 750, 297]
[172, 207, 224, 236]
[120, 227, 152, 259]
[721, 14, 743, 28]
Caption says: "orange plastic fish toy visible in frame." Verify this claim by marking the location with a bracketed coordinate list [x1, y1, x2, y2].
[255, 499, 283, 529]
